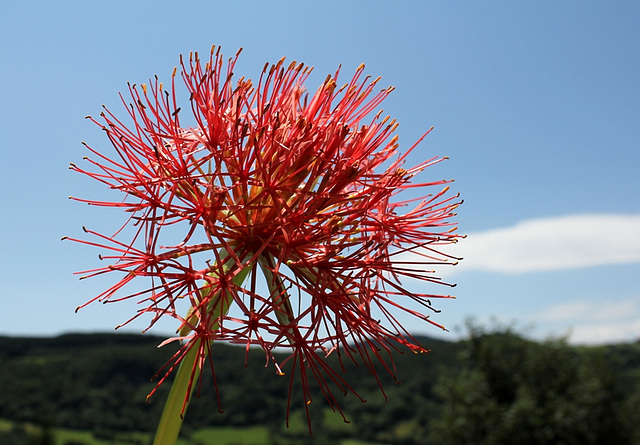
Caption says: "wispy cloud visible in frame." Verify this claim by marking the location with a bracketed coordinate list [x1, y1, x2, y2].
[535, 299, 639, 323]
[444, 213, 640, 274]
[566, 320, 640, 345]
[532, 298, 640, 344]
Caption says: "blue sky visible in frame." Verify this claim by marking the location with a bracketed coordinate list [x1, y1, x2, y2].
[1, 1, 638, 345]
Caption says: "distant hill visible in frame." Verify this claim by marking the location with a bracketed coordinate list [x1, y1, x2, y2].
[1, 331, 638, 444]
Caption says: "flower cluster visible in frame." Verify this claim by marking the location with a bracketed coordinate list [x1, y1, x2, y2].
[67, 46, 462, 427]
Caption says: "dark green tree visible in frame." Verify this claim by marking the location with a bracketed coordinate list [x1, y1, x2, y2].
[429, 324, 632, 444]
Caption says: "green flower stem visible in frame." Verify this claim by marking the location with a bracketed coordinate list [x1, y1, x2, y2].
[152, 342, 201, 445]
[152, 257, 252, 445]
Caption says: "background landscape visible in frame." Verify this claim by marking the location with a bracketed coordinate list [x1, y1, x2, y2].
[2, 329, 639, 444]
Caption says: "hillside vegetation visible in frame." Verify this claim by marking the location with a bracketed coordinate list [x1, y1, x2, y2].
[1, 326, 638, 444]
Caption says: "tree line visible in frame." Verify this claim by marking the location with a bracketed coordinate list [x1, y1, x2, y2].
[0, 325, 638, 444]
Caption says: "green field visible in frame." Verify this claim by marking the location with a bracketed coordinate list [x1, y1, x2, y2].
[0, 417, 385, 445]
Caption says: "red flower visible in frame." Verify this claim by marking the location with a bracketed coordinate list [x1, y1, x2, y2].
[67, 46, 462, 429]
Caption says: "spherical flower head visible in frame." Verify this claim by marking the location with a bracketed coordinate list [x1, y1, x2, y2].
[67, 46, 462, 427]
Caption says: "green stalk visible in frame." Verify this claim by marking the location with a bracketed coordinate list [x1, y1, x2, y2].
[152, 256, 252, 445]
[152, 342, 201, 445]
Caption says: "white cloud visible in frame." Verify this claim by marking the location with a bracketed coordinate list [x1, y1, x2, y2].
[535, 299, 639, 323]
[444, 213, 640, 274]
[565, 320, 640, 345]
[532, 297, 640, 345]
